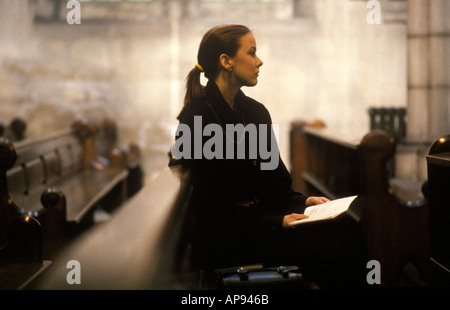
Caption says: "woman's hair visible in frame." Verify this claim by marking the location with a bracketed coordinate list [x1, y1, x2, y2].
[183, 24, 251, 109]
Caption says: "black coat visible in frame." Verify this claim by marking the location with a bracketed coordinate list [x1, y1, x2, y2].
[173, 81, 308, 269]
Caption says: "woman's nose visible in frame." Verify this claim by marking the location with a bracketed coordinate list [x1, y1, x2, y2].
[257, 56, 263, 67]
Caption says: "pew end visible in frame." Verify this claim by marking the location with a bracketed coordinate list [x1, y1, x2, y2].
[0, 215, 52, 289]
[426, 134, 450, 286]
[358, 130, 431, 286]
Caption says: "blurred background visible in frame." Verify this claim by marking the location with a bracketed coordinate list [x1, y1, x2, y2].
[0, 0, 448, 184]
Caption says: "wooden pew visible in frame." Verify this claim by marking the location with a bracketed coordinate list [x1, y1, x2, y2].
[0, 119, 129, 259]
[0, 140, 51, 289]
[29, 166, 197, 289]
[289, 119, 326, 195]
[290, 124, 431, 286]
[426, 134, 450, 286]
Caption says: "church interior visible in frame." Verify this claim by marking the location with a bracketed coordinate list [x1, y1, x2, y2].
[0, 0, 449, 293]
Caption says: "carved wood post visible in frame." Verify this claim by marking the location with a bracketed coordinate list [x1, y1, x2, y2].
[40, 188, 67, 258]
[72, 119, 106, 170]
[101, 118, 126, 169]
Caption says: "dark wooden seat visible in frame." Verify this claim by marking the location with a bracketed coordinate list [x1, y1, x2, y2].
[0, 119, 129, 259]
[290, 123, 432, 287]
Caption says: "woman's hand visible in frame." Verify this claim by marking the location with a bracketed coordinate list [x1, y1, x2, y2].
[282, 196, 330, 229]
[305, 196, 330, 206]
[282, 213, 309, 229]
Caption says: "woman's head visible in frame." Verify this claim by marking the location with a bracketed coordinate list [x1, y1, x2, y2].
[198, 24, 251, 80]
[183, 24, 261, 108]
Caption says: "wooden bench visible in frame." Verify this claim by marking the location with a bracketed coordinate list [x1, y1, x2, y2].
[29, 166, 197, 289]
[290, 123, 431, 286]
[426, 134, 450, 286]
[0, 119, 129, 259]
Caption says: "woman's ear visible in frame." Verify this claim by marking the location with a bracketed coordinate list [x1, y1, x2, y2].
[219, 54, 233, 72]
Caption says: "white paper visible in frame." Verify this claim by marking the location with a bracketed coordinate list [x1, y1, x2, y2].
[288, 195, 358, 226]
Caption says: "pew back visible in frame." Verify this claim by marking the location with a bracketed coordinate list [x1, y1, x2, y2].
[300, 127, 361, 200]
[7, 130, 83, 215]
[290, 125, 431, 286]
[6, 128, 128, 223]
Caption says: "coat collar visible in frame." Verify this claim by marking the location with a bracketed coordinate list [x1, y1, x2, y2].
[205, 81, 246, 125]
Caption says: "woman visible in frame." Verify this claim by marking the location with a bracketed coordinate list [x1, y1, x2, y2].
[171, 24, 368, 288]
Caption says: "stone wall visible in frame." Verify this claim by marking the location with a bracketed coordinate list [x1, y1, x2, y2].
[1, 0, 435, 181]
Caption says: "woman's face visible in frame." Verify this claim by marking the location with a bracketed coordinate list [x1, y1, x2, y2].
[230, 32, 263, 87]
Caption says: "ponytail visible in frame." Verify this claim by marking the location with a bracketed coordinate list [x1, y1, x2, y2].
[183, 65, 204, 109]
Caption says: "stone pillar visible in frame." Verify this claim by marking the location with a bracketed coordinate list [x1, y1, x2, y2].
[407, 0, 450, 141]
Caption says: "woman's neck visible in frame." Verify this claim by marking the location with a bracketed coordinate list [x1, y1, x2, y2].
[215, 75, 240, 109]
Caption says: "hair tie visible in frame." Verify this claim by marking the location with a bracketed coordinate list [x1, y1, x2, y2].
[195, 64, 203, 72]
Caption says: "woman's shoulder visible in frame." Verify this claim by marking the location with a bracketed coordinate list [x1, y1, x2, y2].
[238, 90, 267, 109]
[237, 91, 272, 121]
